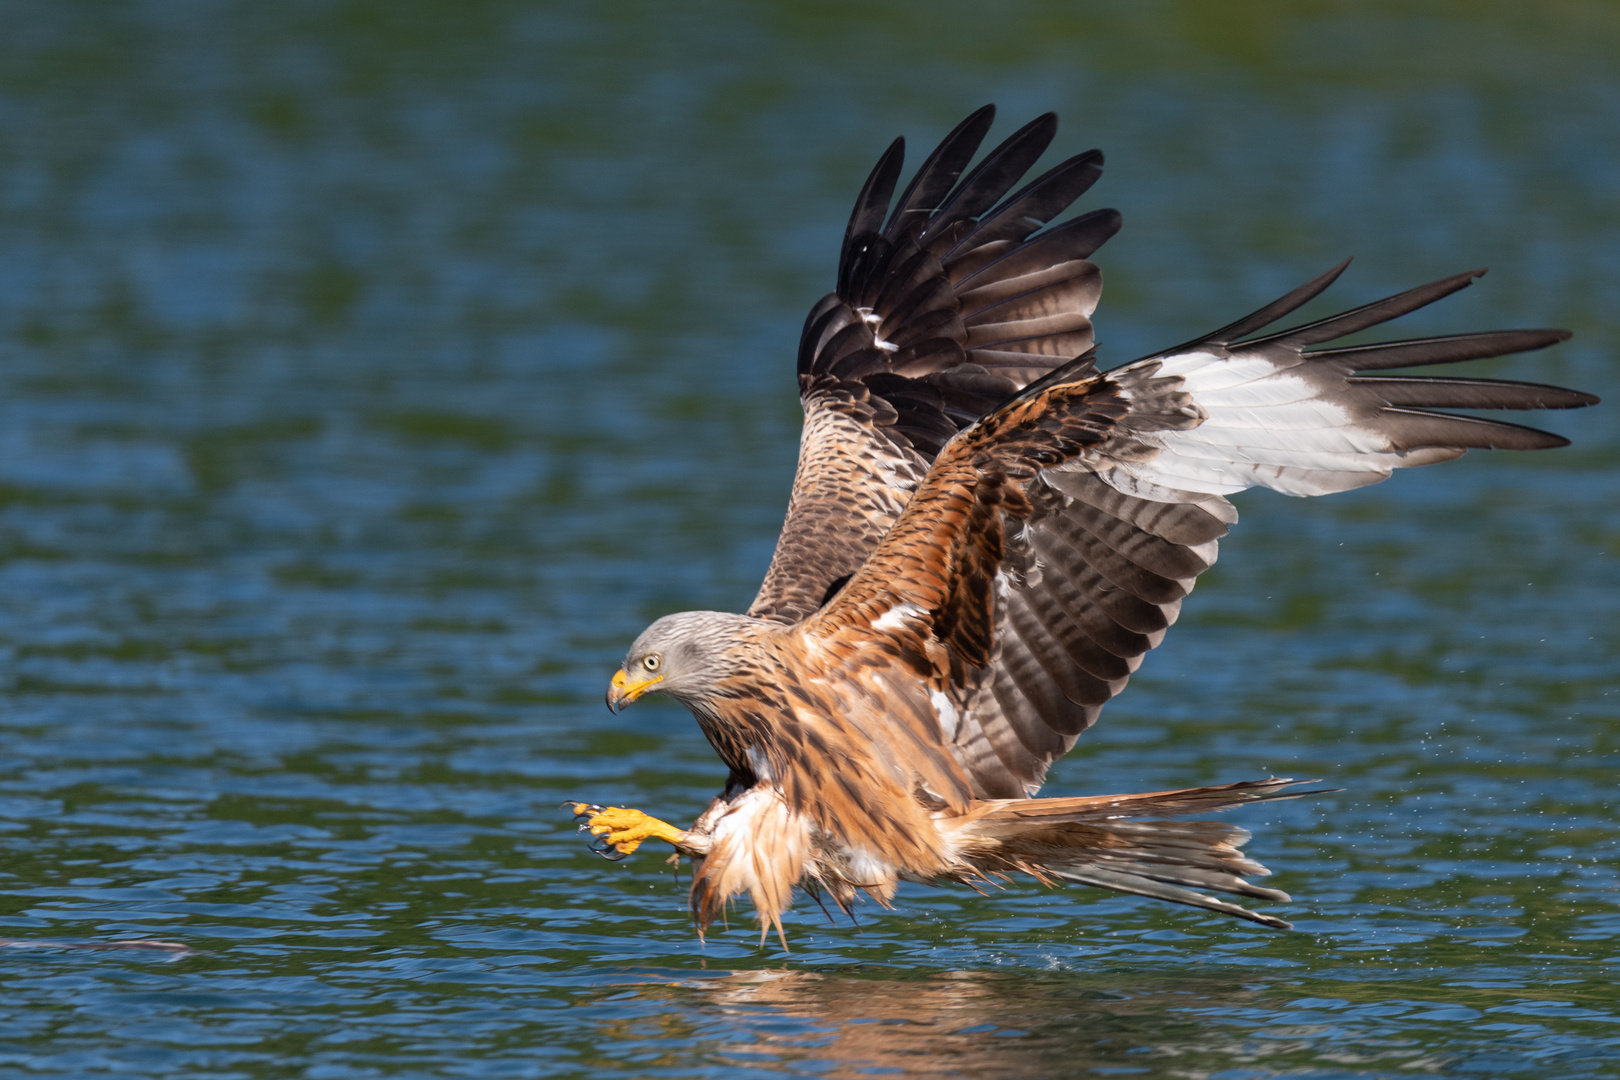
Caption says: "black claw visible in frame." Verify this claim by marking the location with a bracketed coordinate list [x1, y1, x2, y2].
[568, 803, 628, 859]
[589, 834, 630, 861]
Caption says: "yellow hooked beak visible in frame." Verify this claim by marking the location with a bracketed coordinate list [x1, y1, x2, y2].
[606, 668, 663, 713]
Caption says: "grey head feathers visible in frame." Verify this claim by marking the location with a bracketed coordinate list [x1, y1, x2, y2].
[623, 610, 763, 704]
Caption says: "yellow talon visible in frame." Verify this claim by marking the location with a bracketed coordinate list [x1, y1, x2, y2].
[568, 803, 685, 860]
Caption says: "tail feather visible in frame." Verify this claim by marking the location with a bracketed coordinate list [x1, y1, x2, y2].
[1050, 865, 1292, 930]
[958, 778, 1322, 930]
[975, 776, 1323, 823]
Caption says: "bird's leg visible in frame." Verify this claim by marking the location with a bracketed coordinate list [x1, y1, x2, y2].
[568, 803, 688, 861]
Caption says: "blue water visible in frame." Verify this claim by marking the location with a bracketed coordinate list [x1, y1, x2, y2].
[1, 4, 1618, 1077]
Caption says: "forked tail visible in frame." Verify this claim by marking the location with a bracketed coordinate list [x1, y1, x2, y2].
[957, 778, 1323, 929]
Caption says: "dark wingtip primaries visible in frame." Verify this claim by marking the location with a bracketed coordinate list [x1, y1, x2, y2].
[943, 148, 1105, 259]
[1348, 374, 1598, 411]
[884, 104, 997, 241]
[1204, 258, 1355, 348]
[1311, 327, 1576, 372]
[1380, 408, 1577, 451]
[804, 108, 1124, 458]
[918, 111, 1060, 244]
[837, 136, 906, 297]
[1243, 266, 1488, 351]
[1146, 263, 1595, 456]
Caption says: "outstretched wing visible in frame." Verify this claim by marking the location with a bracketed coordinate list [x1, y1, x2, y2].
[748, 106, 1122, 625]
[804, 264, 1596, 800]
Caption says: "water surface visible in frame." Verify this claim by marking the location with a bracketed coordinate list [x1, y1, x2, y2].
[1, 3, 1618, 1077]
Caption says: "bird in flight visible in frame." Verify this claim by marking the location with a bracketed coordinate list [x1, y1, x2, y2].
[570, 105, 1595, 947]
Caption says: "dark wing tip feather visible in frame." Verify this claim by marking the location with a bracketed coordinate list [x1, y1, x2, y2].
[1216, 270, 1593, 447]
[884, 104, 997, 240]
[837, 136, 905, 296]
[1204, 258, 1355, 349]
[954, 207, 1122, 293]
[1380, 407, 1574, 451]
[943, 148, 1106, 259]
[1239, 267, 1487, 351]
[807, 110, 1119, 452]
[770, 107, 1122, 626]
[920, 111, 1060, 242]
[1054, 206, 1123, 260]
[1307, 328, 1574, 372]
[1349, 375, 1598, 410]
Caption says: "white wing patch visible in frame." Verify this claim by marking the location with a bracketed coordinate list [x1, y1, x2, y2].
[872, 602, 925, 633]
[928, 688, 961, 742]
[1099, 350, 1454, 499]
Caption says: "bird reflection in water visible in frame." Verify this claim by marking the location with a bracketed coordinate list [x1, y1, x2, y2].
[585, 966, 1272, 1077]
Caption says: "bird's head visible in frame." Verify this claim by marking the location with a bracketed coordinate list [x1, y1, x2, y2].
[606, 610, 751, 713]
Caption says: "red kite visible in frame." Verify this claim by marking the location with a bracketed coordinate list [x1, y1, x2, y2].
[572, 106, 1595, 946]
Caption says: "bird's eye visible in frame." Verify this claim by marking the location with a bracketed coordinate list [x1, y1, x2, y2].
[642, 654, 661, 672]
